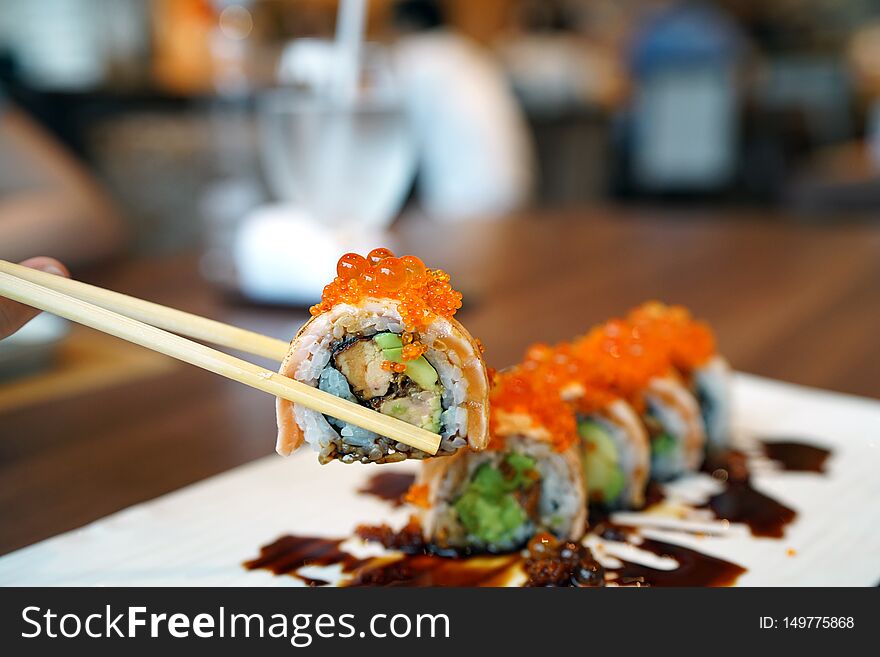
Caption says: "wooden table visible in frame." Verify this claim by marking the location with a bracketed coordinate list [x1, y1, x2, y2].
[2, 207, 879, 555]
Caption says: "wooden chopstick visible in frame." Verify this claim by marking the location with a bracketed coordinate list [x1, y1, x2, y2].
[0, 271, 440, 455]
[0, 259, 289, 362]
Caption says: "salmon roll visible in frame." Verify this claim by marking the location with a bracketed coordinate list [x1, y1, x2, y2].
[576, 401, 650, 508]
[521, 343, 650, 510]
[642, 374, 706, 480]
[693, 355, 732, 452]
[409, 368, 586, 553]
[628, 302, 731, 453]
[574, 320, 706, 482]
[275, 249, 490, 464]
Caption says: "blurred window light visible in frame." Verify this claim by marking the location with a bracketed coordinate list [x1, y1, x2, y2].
[0, 0, 147, 90]
[628, 3, 742, 191]
[634, 67, 737, 190]
[218, 3, 253, 41]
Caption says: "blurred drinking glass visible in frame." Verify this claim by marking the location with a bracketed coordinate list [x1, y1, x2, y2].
[258, 41, 416, 232]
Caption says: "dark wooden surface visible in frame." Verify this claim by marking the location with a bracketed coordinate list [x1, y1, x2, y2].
[2, 206, 879, 555]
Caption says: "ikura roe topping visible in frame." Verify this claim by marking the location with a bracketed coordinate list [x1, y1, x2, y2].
[403, 483, 431, 509]
[489, 367, 579, 453]
[572, 319, 670, 411]
[627, 301, 716, 373]
[310, 248, 463, 334]
[513, 305, 715, 418]
[521, 342, 617, 415]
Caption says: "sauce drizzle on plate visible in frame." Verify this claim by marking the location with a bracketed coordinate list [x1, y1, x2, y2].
[760, 439, 831, 473]
[244, 441, 831, 586]
[357, 473, 416, 507]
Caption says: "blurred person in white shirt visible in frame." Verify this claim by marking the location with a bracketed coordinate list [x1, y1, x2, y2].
[391, 0, 535, 222]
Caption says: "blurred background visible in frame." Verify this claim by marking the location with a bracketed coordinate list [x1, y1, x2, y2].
[2, 0, 880, 554]
[2, 0, 880, 257]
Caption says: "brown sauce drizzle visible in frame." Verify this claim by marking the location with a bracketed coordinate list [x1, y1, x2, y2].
[706, 484, 796, 539]
[355, 519, 430, 553]
[643, 481, 667, 507]
[346, 554, 519, 587]
[357, 472, 416, 507]
[760, 440, 831, 473]
[612, 538, 746, 587]
[243, 535, 368, 583]
[701, 450, 797, 538]
[245, 443, 832, 586]
[522, 533, 605, 587]
[244, 522, 744, 587]
[243, 526, 520, 587]
[596, 523, 745, 586]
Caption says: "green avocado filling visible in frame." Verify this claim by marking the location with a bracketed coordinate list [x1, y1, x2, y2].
[578, 420, 626, 505]
[372, 333, 439, 389]
[379, 394, 442, 433]
[371, 333, 442, 432]
[453, 453, 539, 546]
[651, 432, 677, 457]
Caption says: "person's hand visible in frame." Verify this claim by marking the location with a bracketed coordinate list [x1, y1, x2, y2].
[0, 257, 69, 340]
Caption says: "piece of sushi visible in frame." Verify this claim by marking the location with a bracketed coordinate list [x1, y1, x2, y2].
[628, 302, 731, 453]
[275, 249, 490, 464]
[642, 374, 706, 481]
[409, 368, 586, 553]
[692, 354, 732, 452]
[576, 400, 651, 508]
[521, 343, 650, 510]
[573, 319, 706, 482]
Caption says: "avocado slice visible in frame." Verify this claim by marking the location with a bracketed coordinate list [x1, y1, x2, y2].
[578, 420, 625, 505]
[585, 455, 626, 505]
[373, 332, 403, 350]
[371, 334, 439, 389]
[379, 393, 442, 433]
[453, 453, 538, 545]
[651, 432, 677, 457]
[455, 490, 526, 546]
[579, 421, 618, 462]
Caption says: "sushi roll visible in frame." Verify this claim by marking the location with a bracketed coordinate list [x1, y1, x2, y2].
[576, 400, 650, 508]
[275, 249, 490, 464]
[521, 343, 650, 510]
[628, 302, 732, 453]
[692, 354, 732, 452]
[409, 368, 586, 553]
[642, 374, 706, 481]
[574, 320, 706, 482]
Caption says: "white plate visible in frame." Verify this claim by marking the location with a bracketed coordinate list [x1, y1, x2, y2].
[1, 373, 878, 586]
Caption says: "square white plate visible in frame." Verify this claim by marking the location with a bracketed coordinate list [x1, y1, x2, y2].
[1, 374, 878, 586]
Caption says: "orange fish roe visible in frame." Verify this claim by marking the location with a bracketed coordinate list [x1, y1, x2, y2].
[571, 319, 671, 412]
[489, 367, 579, 453]
[520, 342, 617, 415]
[403, 483, 431, 509]
[401, 342, 427, 361]
[628, 301, 716, 373]
[310, 249, 464, 355]
[380, 360, 407, 374]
